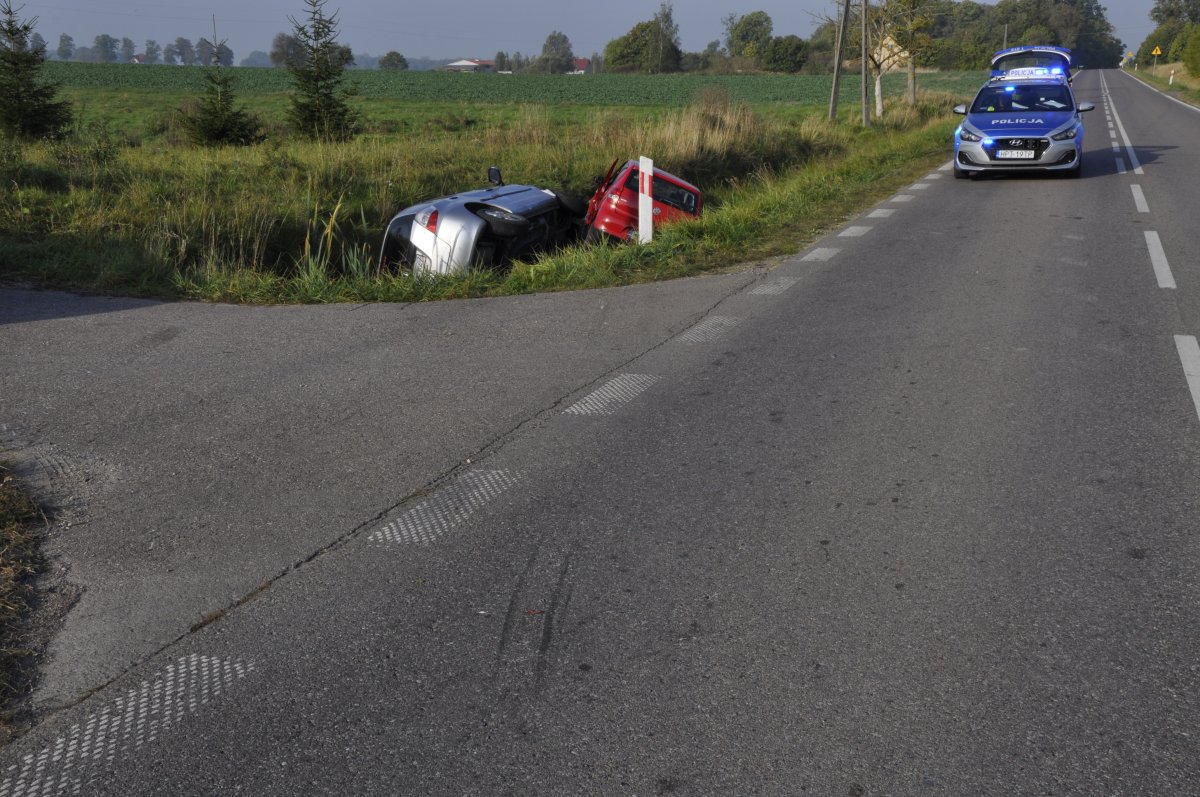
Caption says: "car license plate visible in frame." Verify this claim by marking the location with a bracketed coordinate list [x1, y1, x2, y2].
[997, 150, 1036, 159]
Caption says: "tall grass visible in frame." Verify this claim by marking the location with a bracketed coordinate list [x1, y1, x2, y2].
[0, 86, 965, 301]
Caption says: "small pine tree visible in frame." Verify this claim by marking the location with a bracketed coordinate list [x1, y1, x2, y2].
[286, 0, 361, 141]
[178, 55, 265, 146]
[0, 1, 71, 139]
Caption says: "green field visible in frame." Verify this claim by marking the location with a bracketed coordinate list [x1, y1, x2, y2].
[1, 63, 980, 303]
[45, 61, 985, 104]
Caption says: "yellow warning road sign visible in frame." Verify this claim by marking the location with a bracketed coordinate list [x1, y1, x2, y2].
[1152, 46, 1163, 56]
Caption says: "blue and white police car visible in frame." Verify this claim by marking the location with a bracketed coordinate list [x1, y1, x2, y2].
[952, 68, 1095, 179]
[990, 45, 1073, 83]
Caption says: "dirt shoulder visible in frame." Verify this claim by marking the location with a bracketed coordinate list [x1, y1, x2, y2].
[0, 465, 46, 743]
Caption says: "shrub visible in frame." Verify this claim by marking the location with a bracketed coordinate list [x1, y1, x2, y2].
[1185, 25, 1200, 78]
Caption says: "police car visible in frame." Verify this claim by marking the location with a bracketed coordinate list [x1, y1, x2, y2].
[952, 68, 1095, 179]
[990, 45, 1073, 83]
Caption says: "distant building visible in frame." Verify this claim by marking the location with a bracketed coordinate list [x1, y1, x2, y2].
[570, 58, 592, 75]
[873, 35, 911, 72]
[444, 59, 494, 73]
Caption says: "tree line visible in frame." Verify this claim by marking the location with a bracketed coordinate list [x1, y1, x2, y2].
[1136, 0, 1200, 75]
[1, 0, 360, 144]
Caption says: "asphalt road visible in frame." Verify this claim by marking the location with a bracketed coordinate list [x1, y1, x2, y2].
[2, 68, 1199, 795]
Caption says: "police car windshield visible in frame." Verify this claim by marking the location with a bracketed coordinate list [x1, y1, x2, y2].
[971, 84, 1073, 113]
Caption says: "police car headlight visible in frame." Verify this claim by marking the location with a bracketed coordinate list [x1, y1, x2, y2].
[1051, 126, 1079, 141]
[958, 128, 982, 142]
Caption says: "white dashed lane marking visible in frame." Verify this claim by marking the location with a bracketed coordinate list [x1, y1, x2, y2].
[1101, 72, 1144, 174]
[368, 470, 521, 545]
[868, 209, 895, 219]
[802, 248, 840, 262]
[1116, 157, 1127, 174]
[0, 655, 254, 797]
[892, 195, 915, 203]
[1175, 336, 1200, 424]
[839, 226, 872, 238]
[1145, 232, 1177, 289]
[563, 374, 660, 417]
[910, 183, 930, 190]
[679, 315, 741, 344]
[1131, 184, 1150, 213]
[751, 277, 798, 295]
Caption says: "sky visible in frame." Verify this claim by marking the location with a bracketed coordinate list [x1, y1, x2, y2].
[22, 1, 1158, 63]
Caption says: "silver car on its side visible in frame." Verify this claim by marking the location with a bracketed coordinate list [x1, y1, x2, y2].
[379, 167, 586, 274]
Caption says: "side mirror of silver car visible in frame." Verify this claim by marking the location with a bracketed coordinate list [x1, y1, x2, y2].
[953, 104, 967, 115]
[487, 166, 504, 186]
[1077, 102, 1095, 112]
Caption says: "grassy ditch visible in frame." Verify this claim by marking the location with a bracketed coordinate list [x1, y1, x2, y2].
[0, 86, 965, 303]
[0, 466, 44, 740]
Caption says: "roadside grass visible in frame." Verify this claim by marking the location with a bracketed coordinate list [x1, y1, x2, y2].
[176, 96, 957, 303]
[1125, 63, 1200, 107]
[0, 71, 970, 302]
[0, 466, 44, 740]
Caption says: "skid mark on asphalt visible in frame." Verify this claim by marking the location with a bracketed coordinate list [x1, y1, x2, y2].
[0, 654, 254, 797]
[368, 470, 521, 545]
[494, 544, 573, 696]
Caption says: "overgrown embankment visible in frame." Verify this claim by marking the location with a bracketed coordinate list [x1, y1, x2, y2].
[0, 78, 968, 303]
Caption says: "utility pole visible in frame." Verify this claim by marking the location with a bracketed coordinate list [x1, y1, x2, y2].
[861, 0, 870, 127]
[1003, 24, 1008, 50]
[828, 0, 853, 121]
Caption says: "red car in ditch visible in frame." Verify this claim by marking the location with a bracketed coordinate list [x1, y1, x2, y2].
[585, 159, 702, 242]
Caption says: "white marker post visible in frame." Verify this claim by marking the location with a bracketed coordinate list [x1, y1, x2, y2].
[638, 156, 654, 245]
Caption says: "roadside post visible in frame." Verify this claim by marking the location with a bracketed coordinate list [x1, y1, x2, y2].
[638, 156, 653, 245]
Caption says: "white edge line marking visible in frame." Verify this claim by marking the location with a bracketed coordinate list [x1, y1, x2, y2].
[1176, 336, 1200, 423]
[1145, 231, 1176, 289]
[938, 162, 953, 171]
[1131, 184, 1150, 213]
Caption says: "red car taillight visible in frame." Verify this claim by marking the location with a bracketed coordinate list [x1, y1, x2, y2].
[415, 207, 439, 233]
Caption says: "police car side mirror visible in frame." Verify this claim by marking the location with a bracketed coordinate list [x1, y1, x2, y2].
[953, 104, 967, 115]
[1077, 102, 1095, 113]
